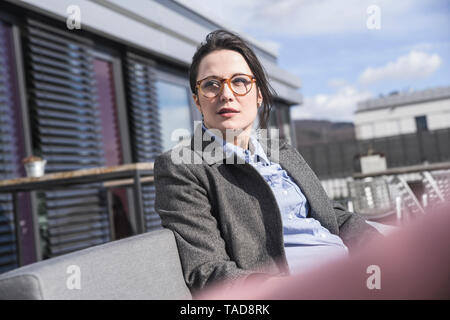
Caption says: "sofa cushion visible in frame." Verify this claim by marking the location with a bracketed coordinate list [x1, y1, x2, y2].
[0, 229, 192, 300]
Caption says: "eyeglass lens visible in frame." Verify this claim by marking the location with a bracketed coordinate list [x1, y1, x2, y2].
[200, 75, 253, 97]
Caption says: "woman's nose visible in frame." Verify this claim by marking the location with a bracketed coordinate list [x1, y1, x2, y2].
[219, 82, 235, 101]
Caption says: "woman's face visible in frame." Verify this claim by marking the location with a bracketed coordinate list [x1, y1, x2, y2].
[193, 49, 262, 137]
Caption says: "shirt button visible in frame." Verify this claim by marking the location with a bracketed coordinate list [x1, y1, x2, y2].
[283, 190, 288, 195]
[320, 233, 327, 239]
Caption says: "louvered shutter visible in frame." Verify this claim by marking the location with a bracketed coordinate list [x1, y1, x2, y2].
[25, 19, 111, 258]
[125, 52, 162, 231]
[0, 20, 19, 273]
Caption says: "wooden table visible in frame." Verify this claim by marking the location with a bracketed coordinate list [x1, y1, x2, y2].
[0, 163, 154, 266]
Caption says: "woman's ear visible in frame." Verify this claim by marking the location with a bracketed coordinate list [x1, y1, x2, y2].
[257, 89, 263, 108]
[192, 94, 202, 112]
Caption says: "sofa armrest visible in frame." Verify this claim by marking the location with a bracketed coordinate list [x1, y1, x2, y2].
[0, 229, 192, 300]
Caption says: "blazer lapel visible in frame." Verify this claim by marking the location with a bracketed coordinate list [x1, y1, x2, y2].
[263, 140, 339, 235]
[190, 125, 339, 234]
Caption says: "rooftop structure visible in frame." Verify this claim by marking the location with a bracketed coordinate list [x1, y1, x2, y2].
[356, 86, 450, 113]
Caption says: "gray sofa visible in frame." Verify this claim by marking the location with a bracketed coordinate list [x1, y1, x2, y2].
[0, 229, 192, 300]
[0, 221, 395, 300]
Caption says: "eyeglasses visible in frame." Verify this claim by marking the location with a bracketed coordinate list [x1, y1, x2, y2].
[196, 74, 256, 98]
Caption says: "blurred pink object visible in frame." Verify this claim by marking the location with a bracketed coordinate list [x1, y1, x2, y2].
[197, 206, 450, 300]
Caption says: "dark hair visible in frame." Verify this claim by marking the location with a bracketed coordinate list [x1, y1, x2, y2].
[189, 30, 276, 129]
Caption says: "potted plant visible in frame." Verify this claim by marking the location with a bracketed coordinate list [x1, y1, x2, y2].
[22, 155, 47, 177]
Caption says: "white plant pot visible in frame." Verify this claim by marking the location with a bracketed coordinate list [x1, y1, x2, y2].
[24, 160, 47, 177]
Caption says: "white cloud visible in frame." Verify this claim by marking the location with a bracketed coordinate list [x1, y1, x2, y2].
[409, 41, 450, 52]
[359, 50, 442, 85]
[291, 84, 372, 121]
[253, 0, 369, 36]
[256, 39, 281, 56]
[175, 0, 420, 37]
[328, 78, 349, 89]
[292, 49, 443, 122]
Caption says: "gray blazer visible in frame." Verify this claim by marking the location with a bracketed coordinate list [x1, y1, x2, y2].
[154, 125, 381, 292]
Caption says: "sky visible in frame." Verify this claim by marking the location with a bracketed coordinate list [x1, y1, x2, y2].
[176, 0, 450, 122]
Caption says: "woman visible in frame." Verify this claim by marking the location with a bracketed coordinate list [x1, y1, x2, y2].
[154, 30, 381, 293]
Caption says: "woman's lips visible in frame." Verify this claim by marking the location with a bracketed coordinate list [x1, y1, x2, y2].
[218, 111, 240, 118]
[217, 108, 240, 118]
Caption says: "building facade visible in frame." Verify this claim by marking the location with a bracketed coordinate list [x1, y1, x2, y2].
[354, 86, 450, 140]
[0, 0, 302, 273]
[300, 87, 450, 223]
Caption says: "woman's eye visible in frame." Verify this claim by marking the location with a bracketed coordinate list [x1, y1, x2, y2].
[232, 77, 249, 85]
[204, 80, 220, 88]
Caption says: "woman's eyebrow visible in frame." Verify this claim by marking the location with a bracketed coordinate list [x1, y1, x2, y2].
[204, 73, 248, 79]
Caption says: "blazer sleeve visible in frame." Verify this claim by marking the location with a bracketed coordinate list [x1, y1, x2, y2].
[332, 201, 384, 252]
[153, 152, 257, 292]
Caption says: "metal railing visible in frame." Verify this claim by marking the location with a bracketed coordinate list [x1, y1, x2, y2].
[347, 169, 450, 222]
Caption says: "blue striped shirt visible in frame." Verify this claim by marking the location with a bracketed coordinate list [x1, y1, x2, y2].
[203, 126, 348, 273]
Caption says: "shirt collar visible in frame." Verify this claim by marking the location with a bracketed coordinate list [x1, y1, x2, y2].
[202, 123, 271, 165]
